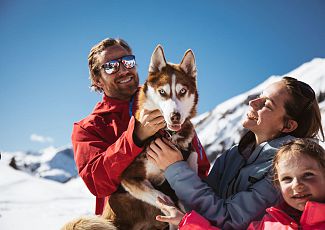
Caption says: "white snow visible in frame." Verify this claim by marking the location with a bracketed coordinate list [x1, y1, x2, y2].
[0, 153, 94, 230]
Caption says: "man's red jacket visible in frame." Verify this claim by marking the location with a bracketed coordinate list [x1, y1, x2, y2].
[72, 93, 210, 215]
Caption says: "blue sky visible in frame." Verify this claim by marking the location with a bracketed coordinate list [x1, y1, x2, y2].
[1, 0, 325, 151]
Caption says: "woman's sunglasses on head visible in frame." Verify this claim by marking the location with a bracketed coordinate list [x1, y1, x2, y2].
[285, 76, 315, 100]
[285, 76, 316, 112]
[298, 81, 315, 100]
[101, 55, 136, 74]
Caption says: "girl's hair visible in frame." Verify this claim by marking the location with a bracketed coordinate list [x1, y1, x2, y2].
[239, 76, 324, 152]
[88, 38, 132, 93]
[273, 138, 325, 184]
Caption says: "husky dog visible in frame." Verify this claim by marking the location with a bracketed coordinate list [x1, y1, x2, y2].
[62, 45, 199, 230]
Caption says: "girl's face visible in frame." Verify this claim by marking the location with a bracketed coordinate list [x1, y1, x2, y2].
[242, 81, 291, 144]
[276, 153, 325, 211]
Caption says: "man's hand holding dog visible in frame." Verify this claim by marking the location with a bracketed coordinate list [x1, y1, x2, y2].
[147, 137, 183, 170]
[134, 109, 165, 142]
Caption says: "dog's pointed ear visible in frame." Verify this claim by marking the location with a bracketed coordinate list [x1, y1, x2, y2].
[180, 49, 197, 79]
[149, 45, 167, 73]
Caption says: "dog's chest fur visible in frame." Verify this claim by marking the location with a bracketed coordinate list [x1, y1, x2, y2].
[122, 116, 195, 181]
[142, 125, 195, 186]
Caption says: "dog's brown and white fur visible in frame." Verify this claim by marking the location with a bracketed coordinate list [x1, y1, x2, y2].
[61, 45, 199, 230]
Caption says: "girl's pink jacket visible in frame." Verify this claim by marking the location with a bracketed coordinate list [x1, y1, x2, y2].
[179, 202, 325, 230]
[247, 201, 325, 230]
[179, 211, 220, 230]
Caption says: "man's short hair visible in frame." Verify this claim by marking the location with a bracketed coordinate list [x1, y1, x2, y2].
[88, 38, 132, 92]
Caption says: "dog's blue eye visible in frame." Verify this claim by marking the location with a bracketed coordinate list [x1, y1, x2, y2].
[180, 88, 187, 95]
[158, 89, 166, 96]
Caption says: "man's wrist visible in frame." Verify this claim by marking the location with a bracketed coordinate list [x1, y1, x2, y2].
[134, 119, 150, 146]
[133, 131, 145, 147]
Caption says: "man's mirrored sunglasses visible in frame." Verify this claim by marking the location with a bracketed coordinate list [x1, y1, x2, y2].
[101, 55, 136, 74]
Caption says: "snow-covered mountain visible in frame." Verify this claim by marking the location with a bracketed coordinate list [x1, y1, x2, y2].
[5, 145, 77, 183]
[193, 58, 325, 162]
[0, 58, 324, 230]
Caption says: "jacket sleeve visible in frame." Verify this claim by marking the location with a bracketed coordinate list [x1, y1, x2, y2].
[164, 160, 279, 229]
[179, 211, 220, 230]
[72, 116, 143, 198]
[246, 219, 264, 230]
[192, 132, 210, 178]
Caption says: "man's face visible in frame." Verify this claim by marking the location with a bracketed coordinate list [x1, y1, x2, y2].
[95, 44, 139, 100]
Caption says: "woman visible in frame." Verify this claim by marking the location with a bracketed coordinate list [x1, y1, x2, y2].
[147, 76, 324, 230]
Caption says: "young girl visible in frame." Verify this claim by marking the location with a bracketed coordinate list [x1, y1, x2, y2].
[248, 138, 325, 229]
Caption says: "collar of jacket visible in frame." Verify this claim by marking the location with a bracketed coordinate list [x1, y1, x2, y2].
[300, 201, 325, 225]
[245, 135, 295, 165]
[92, 90, 139, 115]
[266, 201, 325, 227]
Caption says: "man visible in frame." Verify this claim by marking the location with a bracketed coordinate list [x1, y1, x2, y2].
[72, 38, 210, 215]
[72, 38, 165, 215]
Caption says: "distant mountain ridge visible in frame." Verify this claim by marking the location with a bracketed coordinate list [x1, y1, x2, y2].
[5, 145, 76, 183]
[3, 58, 325, 182]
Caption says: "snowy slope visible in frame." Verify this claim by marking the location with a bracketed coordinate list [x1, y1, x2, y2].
[0, 153, 93, 230]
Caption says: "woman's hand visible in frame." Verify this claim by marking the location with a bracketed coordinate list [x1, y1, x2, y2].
[156, 196, 185, 226]
[146, 137, 183, 170]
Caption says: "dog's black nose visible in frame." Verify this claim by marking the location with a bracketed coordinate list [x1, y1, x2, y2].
[170, 112, 181, 123]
